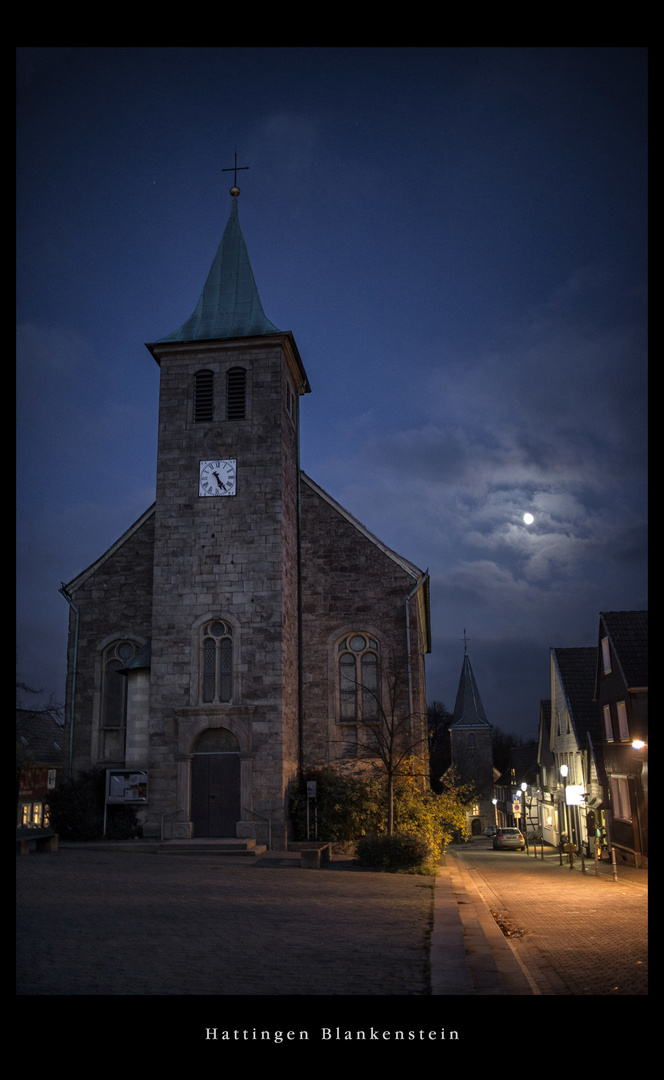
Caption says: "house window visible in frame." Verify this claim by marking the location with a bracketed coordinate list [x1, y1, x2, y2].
[611, 776, 632, 822]
[616, 701, 629, 740]
[201, 621, 233, 703]
[601, 637, 611, 674]
[603, 705, 613, 741]
[338, 635, 380, 722]
[194, 369, 214, 422]
[101, 640, 137, 729]
[226, 368, 246, 420]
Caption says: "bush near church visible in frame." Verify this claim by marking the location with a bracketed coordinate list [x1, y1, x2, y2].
[289, 766, 470, 874]
[355, 832, 433, 872]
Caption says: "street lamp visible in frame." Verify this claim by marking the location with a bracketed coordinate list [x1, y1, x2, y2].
[521, 782, 529, 853]
[560, 764, 574, 868]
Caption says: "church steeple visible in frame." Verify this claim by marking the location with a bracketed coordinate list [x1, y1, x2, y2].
[155, 197, 281, 345]
[451, 646, 491, 729]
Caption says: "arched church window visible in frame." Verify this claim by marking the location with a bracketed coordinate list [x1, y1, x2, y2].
[201, 620, 233, 703]
[194, 369, 214, 422]
[337, 634, 380, 722]
[101, 640, 137, 729]
[226, 367, 246, 420]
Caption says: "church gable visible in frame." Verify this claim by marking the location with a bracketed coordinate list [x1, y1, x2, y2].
[62, 508, 155, 775]
[299, 473, 428, 767]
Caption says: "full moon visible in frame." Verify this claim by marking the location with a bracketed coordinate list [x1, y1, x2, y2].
[523, 513, 534, 525]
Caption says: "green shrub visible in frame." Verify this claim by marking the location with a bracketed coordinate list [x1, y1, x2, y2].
[290, 764, 471, 870]
[289, 768, 386, 842]
[355, 831, 434, 873]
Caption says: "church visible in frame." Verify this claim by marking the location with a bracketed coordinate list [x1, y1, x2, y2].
[60, 183, 431, 849]
[449, 644, 496, 835]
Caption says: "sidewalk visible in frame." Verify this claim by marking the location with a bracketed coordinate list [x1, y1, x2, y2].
[518, 841, 648, 887]
[445, 838, 648, 995]
[432, 855, 535, 995]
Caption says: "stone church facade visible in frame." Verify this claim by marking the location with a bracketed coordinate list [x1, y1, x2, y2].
[61, 193, 430, 849]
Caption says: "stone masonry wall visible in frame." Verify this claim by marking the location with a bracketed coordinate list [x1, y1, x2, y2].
[63, 511, 155, 778]
[146, 340, 300, 841]
[299, 478, 428, 771]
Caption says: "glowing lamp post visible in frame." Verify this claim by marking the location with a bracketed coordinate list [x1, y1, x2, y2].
[560, 765, 576, 868]
[521, 782, 529, 853]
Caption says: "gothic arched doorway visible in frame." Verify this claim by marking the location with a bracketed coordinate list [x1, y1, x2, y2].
[191, 727, 241, 837]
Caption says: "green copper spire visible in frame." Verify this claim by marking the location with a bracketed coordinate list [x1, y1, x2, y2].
[156, 198, 281, 344]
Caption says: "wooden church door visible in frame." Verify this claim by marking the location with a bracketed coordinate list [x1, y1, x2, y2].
[191, 754, 240, 836]
[191, 728, 241, 837]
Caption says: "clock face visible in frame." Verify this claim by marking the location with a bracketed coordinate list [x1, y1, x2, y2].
[199, 459, 237, 497]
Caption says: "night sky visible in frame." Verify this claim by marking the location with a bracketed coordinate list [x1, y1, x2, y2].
[16, 47, 647, 739]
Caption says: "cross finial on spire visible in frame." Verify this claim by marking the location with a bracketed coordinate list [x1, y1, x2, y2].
[462, 629, 469, 654]
[222, 151, 249, 197]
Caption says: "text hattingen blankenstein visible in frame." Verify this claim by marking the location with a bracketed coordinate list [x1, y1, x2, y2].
[205, 1028, 459, 1043]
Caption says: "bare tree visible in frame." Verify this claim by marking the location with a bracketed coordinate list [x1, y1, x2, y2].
[339, 653, 429, 836]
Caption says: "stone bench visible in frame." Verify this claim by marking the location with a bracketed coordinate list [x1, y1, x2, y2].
[299, 844, 332, 869]
[16, 829, 59, 855]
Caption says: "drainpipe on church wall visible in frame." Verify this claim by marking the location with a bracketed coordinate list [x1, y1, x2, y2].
[59, 584, 79, 779]
[405, 572, 429, 762]
[296, 382, 306, 778]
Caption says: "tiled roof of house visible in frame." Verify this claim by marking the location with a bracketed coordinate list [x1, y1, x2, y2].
[552, 647, 603, 743]
[538, 699, 555, 765]
[600, 610, 648, 688]
[16, 709, 64, 765]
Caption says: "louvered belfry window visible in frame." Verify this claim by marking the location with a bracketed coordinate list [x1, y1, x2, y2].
[226, 367, 246, 420]
[194, 369, 214, 422]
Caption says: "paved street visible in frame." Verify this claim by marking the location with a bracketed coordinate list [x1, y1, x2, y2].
[16, 848, 434, 997]
[449, 839, 648, 995]
[16, 838, 647, 1005]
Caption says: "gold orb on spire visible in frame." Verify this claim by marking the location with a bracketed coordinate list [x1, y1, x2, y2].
[223, 152, 249, 200]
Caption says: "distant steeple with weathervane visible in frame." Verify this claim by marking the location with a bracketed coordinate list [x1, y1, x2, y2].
[449, 631, 495, 835]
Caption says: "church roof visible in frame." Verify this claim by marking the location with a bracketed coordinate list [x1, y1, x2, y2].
[119, 639, 152, 673]
[451, 652, 491, 729]
[154, 198, 282, 345]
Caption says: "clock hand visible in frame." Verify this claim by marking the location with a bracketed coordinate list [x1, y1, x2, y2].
[212, 471, 227, 491]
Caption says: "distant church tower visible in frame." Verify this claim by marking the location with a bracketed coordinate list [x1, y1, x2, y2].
[449, 636, 495, 835]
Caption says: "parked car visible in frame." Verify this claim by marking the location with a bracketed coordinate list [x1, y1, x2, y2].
[492, 827, 525, 850]
[485, 825, 497, 836]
